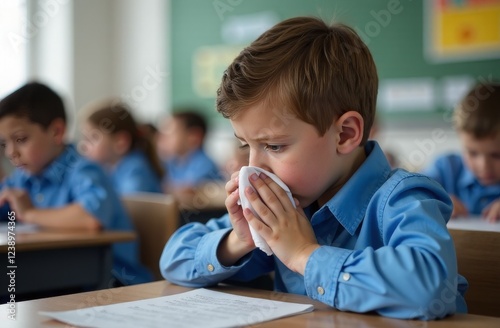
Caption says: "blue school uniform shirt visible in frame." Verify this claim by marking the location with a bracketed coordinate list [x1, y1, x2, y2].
[164, 148, 223, 187]
[110, 149, 162, 195]
[422, 153, 500, 215]
[159, 141, 468, 320]
[0, 144, 152, 285]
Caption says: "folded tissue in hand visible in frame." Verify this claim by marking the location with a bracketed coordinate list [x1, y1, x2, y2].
[238, 166, 295, 256]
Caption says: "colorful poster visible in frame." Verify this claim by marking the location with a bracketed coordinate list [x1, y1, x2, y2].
[426, 0, 500, 61]
[192, 46, 242, 98]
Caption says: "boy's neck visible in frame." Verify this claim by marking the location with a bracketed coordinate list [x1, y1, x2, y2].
[52, 144, 67, 159]
[317, 146, 367, 207]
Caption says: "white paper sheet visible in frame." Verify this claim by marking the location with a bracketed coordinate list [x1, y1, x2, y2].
[447, 217, 500, 232]
[0, 222, 39, 233]
[39, 288, 314, 328]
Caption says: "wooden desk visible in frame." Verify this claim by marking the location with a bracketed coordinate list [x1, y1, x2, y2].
[2, 280, 500, 327]
[447, 218, 500, 232]
[0, 229, 135, 301]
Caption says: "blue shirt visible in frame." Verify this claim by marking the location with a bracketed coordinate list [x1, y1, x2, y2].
[159, 141, 468, 320]
[110, 149, 162, 195]
[165, 148, 223, 187]
[0, 145, 152, 285]
[422, 153, 500, 215]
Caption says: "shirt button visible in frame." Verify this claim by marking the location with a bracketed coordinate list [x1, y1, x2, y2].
[342, 273, 351, 281]
[317, 286, 325, 295]
[35, 193, 44, 203]
[207, 264, 214, 272]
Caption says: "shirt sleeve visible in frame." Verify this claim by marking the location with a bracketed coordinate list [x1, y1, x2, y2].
[160, 214, 273, 287]
[0, 175, 14, 221]
[68, 162, 116, 228]
[304, 175, 461, 320]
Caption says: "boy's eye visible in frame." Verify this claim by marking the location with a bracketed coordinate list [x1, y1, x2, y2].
[239, 144, 249, 150]
[490, 153, 500, 160]
[16, 137, 27, 143]
[467, 150, 478, 157]
[264, 144, 282, 152]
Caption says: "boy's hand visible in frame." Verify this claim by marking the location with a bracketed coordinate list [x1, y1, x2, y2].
[243, 173, 319, 275]
[450, 195, 468, 218]
[224, 171, 255, 248]
[0, 188, 34, 221]
[217, 171, 256, 267]
[482, 199, 500, 223]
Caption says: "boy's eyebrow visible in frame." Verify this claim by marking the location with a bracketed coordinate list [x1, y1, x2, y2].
[233, 133, 289, 142]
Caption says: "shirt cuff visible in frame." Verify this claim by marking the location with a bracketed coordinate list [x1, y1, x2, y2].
[304, 246, 352, 306]
[194, 228, 251, 281]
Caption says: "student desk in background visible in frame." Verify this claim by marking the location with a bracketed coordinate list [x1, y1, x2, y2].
[0, 226, 135, 301]
[2, 280, 500, 327]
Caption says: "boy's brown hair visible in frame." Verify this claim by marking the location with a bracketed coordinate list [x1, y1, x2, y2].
[453, 83, 500, 139]
[216, 16, 378, 144]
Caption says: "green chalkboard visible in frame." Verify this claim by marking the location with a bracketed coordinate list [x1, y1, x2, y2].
[170, 0, 500, 124]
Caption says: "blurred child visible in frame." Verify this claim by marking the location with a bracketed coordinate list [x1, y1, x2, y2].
[0, 82, 151, 285]
[422, 83, 500, 222]
[80, 100, 164, 195]
[157, 110, 224, 203]
[160, 17, 467, 319]
[224, 139, 250, 178]
[0, 153, 5, 181]
[138, 122, 159, 146]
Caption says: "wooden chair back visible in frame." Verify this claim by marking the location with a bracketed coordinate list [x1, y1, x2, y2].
[449, 229, 500, 317]
[123, 193, 179, 281]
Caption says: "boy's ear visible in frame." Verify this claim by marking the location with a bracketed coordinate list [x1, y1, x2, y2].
[113, 131, 132, 155]
[334, 111, 364, 154]
[50, 118, 66, 145]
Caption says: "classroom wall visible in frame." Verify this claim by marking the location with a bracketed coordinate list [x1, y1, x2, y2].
[170, 0, 500, 171]
[26, 0, 170, 140]
[17, 1, 499, 173]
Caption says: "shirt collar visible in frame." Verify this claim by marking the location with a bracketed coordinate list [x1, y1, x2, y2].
[321, 141, 392, 235]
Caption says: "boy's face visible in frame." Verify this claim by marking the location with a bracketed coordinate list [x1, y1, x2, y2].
[157, 118, 190, 158]
[231, 103, 348, 208]
[460, 132, 500, 186]
[0, 116, 64, 175]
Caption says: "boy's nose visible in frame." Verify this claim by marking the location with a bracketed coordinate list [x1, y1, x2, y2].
[248, 150, 270, 171]
[477, 156, 493, 174]
[5, 144, 18, 160]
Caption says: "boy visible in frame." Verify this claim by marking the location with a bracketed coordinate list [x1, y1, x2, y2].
[0, 82, 151, 285]
[160, 17, 467, 319]
[422, 83, 500, 222]
[157, 110, 224, 204]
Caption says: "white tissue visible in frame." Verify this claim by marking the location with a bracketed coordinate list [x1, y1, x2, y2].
[238, 166, 295, 256]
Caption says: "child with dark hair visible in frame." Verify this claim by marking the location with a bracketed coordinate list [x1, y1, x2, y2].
[80, 100, 164, 195]
[423, 83, 500, 221]
[160, 17, 467, 319]
[157, 109, 224, 201]
[0, 82, 152, 285]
